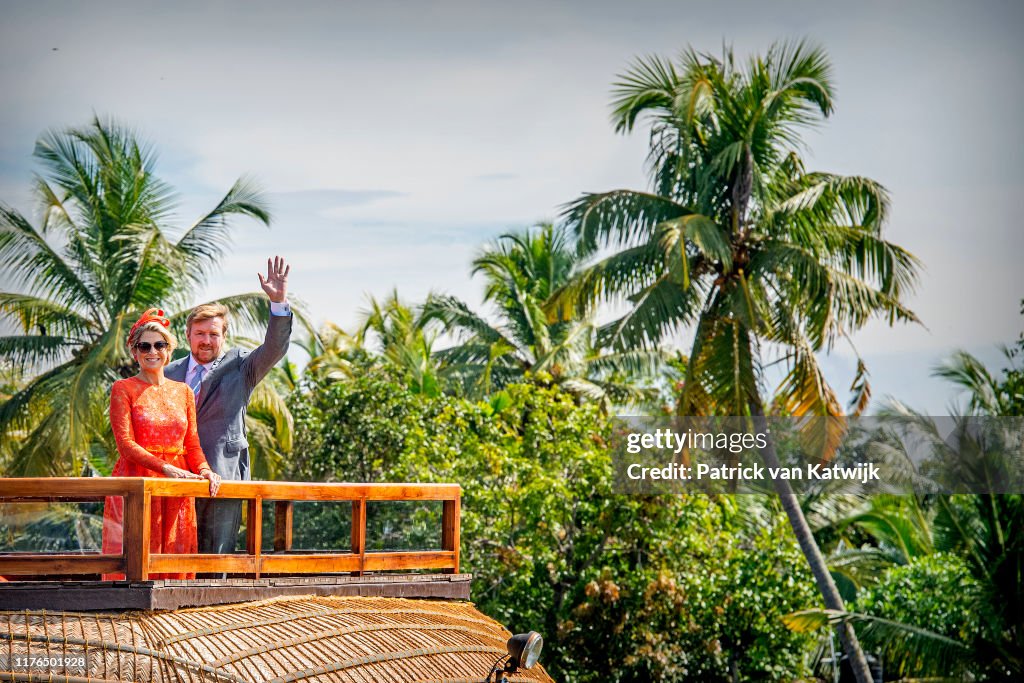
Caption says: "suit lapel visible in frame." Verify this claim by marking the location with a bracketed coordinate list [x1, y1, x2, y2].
[165, 358, 188, 383]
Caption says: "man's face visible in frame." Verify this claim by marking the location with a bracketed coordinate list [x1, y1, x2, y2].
[187, 317, 225, 364]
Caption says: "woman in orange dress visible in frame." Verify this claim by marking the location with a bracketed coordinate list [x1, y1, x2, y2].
[102, 309, 222, 580]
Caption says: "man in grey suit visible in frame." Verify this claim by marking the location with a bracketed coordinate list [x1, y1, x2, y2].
[166, 256, 292, 555]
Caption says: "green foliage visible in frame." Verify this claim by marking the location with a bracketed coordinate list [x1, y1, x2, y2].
[289, 363, 433, 483]
[360, 291, 447, 397]
[827, 334, 1024, 679]
[564, 509, 819, 682]
[933, 494, 1024, 678]
[0, 502, 103, 553]
[853, 553, 980, 676]
[1001, 310, 1024, 414]
[287, 365, 820, 681]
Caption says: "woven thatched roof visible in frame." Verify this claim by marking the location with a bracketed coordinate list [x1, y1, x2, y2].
[1, 596, 555, 682]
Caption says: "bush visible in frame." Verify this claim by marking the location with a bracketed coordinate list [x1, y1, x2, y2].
[854, 552, 981, 678]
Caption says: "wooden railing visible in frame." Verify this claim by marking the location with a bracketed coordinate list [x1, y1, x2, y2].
[0, 478, 460, 580]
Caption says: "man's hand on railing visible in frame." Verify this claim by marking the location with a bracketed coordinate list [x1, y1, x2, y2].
[201, 469, 222, 497]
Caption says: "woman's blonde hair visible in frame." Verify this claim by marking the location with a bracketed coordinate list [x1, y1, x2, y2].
[128, 322, 177, 365]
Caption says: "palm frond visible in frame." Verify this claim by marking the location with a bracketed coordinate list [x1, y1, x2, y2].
[763, 39, 834, 120]
[421, 295, 517, 349]
[561, 189, 692, 256]
[0, 292, 95, 339]
[610, 54, 680, 133]
[0, 204, 98, 316]
[110, 223, 178, 311]
[546, 241, 665, 322]
[688, 316, 759, 414]
[847, 358, 872, 416]
[759, 239, 919, 348]
[597, 274, 707, 351]
[174, 176, 271, 287]
[0, 335, 73, 368]
[247, 373, 294, 454]
[584, 349, 666, 378]
[826, 546, 901, 597]
[932, 350, 1003, 415]
[784, 609, 970, 678]
[656, 213, 731, 283]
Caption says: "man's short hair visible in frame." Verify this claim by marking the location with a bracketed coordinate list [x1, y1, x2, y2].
[186, 303, 230, 335]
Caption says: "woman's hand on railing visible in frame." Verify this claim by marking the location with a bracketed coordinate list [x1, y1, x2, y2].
[161, 464, 220, 496]
[201, 469, 222, 497]
[162, 464, 203, 480]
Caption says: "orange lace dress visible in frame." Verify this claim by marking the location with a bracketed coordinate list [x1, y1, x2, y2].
[102, 377, 210, 580]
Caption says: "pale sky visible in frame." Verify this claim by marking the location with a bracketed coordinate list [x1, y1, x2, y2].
[1, 0, 1021, 413]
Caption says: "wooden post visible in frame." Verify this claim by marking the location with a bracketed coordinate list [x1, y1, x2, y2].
[441, 492, 460, 574]
[351, 498, 366, 576]
[123, 483, 151, 581]
[247, 496, 263, 579]
[274, 501, 294, 552]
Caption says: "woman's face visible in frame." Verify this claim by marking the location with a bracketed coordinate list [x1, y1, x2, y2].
[133, 330, 171, 371]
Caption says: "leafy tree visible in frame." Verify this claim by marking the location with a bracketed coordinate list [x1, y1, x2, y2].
[885, 339, 1024, 677]
[424, 223, 662, 409]
[564, 505, 820, 682]
[0, 117, 281, 475]
[556, 41, 921, 680]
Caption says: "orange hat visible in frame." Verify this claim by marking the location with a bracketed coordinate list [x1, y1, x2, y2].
[126, 308, 171, 348]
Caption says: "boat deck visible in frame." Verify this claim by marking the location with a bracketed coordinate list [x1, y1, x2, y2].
[0, 573, 472, 611]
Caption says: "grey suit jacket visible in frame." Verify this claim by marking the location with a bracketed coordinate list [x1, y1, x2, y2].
[165, 313, 291, 481]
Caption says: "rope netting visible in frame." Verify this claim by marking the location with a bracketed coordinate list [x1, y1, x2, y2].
[1, 597, 553, 682]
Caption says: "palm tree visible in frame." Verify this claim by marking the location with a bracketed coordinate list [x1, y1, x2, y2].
[300, 321, 364, 382]
[360, 291, 446, 397]
[933, 347, 1023, 417]
[423, 223, 661, 409]
[0, 116, 281, 476]
[557, 41, 921, 681]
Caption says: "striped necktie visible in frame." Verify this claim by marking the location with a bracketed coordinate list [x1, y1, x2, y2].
[189, 365, 206, 398]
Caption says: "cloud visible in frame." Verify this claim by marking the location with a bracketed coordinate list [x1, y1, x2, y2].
[270, 188, 406, 215]
[475, 172, 518, 181]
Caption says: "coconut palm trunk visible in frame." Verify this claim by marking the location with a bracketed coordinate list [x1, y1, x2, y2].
[749, 398, 874, 681]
